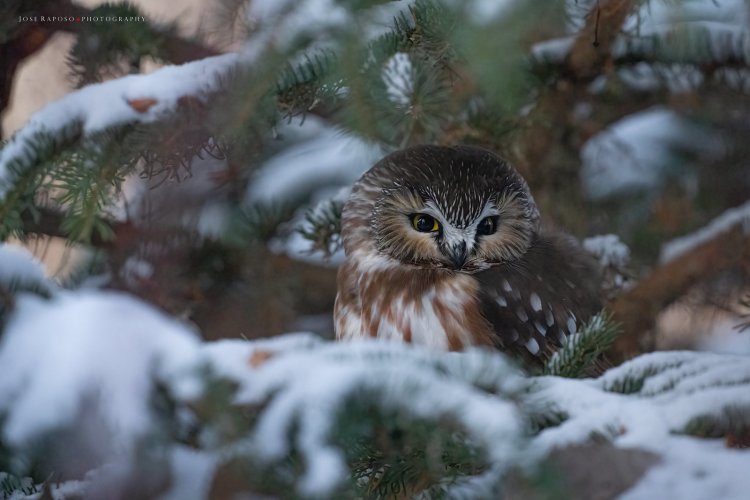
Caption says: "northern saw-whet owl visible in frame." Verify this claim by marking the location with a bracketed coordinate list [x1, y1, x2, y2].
[334, 145, 602, 364]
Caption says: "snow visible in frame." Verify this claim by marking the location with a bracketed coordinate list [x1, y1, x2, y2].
[0, 51, 242, 201]
[1, 291, 750, 499]
[580, 107, 721, 200]
[157, 447, 218, 500]
[698, 318, 750, 355]
[465, 0, 517, 25]
[529, 37, 575, 64]
[245, 117, 381, 264]
[245, 0, 415, 50]
[246, 117, 382, 204]
[0, 291, 201, 450]
[382, 52, 414, 107]
[583, 233, 631, 268]
[660, 199, 750, 263]
[621, 437, 750, 500]
[551, 1, 750, 93]
[222, 341, 525, 496]
[530, 350, 750, 499]
[622, 0, 749, 36]
[0, 243, 51, 289]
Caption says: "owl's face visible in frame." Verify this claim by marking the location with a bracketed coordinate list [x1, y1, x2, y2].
[349, 145, 540, 273]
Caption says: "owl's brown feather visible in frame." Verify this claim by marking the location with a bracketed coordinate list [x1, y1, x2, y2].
[475, 230, 602, 364]
[334, 144, 602, 364]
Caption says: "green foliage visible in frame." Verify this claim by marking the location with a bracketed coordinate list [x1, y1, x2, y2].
[0, 472, 38, 499]
[276, 51, 343, 121]
[602, 356, 691, 395]
[67, 3, 167, 86]
[341, 400, 487, 499]
[543, 312, 621, 378]
[299, 199, 344, 258]
[228, 202, 297, 245]
[0, 125, 83, 241]
[682, 405, 750, 439]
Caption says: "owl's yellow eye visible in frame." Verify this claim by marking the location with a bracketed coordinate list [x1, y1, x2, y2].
[411, 213, 440, 233]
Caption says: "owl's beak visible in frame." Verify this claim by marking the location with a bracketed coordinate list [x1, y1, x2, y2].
[448, 241, 468, 270]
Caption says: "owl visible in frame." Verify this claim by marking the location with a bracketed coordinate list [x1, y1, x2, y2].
[334, 145, 602, 364]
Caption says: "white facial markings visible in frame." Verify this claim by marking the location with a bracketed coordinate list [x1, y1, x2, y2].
[441, 224, 476, 254]
[420, 200, 503, 258]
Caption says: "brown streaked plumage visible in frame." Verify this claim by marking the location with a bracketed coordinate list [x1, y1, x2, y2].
[334, 145, 601, 364]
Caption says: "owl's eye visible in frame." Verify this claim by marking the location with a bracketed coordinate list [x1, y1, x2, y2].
[477, 216, 498, 236]
[411, 213, 440, 233]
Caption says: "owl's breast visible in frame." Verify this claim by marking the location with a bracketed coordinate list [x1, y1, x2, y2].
[334, 260, 494, 351]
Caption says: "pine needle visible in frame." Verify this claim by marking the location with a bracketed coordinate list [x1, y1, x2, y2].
[543, 312, 621, 378]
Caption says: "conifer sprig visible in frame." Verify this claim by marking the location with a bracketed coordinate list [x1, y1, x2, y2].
[543, 312, 621, 378]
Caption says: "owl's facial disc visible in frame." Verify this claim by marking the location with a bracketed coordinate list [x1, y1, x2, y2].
[436, 203, 500, 271]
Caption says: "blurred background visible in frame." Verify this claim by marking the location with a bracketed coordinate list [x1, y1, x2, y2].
[2, 0, 749, 355]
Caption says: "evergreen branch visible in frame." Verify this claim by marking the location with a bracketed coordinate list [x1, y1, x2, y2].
[543, 312, 621, 378]
[0, 0, 219, 128]
[0, 125, 83, 240]
[0, 472, 38, 499]
[228, 202, 297, 246]
[298, 199, 344, 258]
[682, 405, 750, 442]
[275, 51, 343, 121]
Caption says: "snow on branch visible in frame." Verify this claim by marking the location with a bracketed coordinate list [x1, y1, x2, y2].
[660, 199, 750, 263]
[533, 0, 750, 84]
[1, 285, 750, 498]
[0, 291, 201, 451]
[0, 52, 241, 201]
[0, 243, 53, 299]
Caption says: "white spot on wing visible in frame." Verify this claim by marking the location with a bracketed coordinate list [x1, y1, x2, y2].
[496, 294, 508, 307]
[502, 279, 512, 292]
[525, 338, 540, 355]
[545, 308, 554, 327]
[556, 329, 567, 343]
[534, 321, 546, 336]
[567, 316, 577, 335]
[515, 306, 529, 322]
[530, 293, 542, 312]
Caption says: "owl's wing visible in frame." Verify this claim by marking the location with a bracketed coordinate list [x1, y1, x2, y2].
[476, 231, 602, 364]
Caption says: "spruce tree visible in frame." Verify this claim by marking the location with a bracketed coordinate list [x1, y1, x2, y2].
[1, 1, 750, 498]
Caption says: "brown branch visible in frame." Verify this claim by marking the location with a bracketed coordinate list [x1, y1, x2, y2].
[609, 225, 750, 360]
[565, 0, 634, 80]
[511, 0, 635, 186]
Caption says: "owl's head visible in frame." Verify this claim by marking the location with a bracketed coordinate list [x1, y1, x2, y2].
[343, 145, 540, 273]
